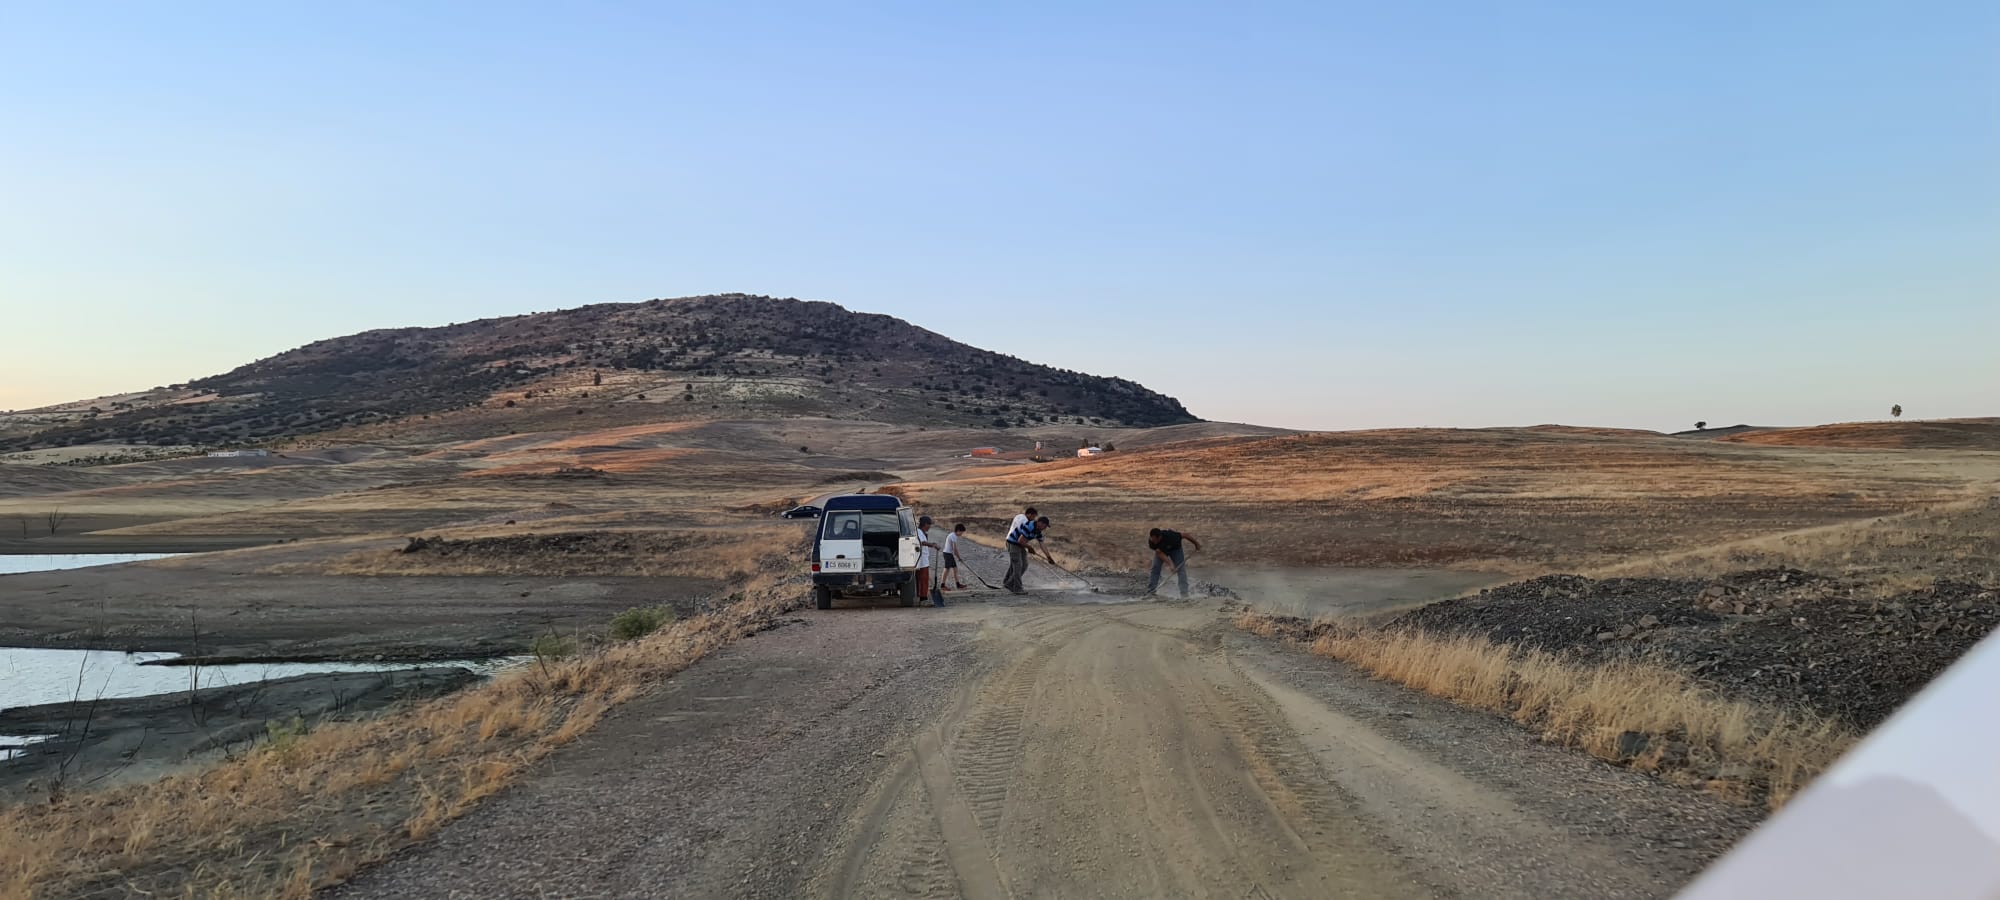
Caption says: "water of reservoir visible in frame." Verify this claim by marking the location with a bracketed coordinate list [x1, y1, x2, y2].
[0, 647, 521, 714]
[0, 553, 183, 575]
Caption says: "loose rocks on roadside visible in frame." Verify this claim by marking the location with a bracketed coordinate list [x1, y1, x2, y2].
[1394, 570, 2000, 728]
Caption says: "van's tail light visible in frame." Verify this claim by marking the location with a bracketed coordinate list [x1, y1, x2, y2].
[811, 562, 820, 572]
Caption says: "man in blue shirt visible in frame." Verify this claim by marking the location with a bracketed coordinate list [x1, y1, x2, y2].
[1003, 515, 1054, 594]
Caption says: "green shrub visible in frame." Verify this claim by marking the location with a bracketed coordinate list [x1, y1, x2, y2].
[530, 633, 579, 660]
[263, 715, 308, 757]
[608, 605, 675, 641]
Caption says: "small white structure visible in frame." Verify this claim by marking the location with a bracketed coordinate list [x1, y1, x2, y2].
[1076, 446, 1104, 457]
[206, 449, 272, 459]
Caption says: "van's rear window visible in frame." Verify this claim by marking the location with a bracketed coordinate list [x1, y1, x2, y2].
[822, 511, 903, 537]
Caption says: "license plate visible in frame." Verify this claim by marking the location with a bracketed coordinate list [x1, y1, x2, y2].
[821, 558, 861, 572]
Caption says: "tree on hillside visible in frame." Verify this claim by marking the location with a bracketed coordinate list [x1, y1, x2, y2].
[45, 509, 68, 535]
[1890, 404, 1902, 418]
[1695, 421, 1707, 431]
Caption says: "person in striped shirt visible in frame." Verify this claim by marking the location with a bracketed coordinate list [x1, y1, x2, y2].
[1003, 514, 1054, 594]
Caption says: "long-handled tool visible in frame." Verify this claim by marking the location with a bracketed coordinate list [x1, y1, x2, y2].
[965, 564, 1001, 591]
[954, 544, 1002, 590]
[1144, 546, 1200, 598]
[1041, 555, 1108, 593]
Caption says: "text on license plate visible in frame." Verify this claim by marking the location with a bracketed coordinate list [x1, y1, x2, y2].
[822, 559, 861, 572]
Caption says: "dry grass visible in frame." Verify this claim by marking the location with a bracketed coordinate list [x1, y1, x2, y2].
[1237, 611, 1857, 809]
[904, 429, 2000, 574]
[1720, 419, 2000, 450]
[1595, 498, 2000, 593]
[920, 428, 2000, 503]
[0, 559, 806, 900]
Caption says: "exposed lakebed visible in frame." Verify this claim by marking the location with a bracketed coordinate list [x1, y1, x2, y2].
[0, 648, 521, 798]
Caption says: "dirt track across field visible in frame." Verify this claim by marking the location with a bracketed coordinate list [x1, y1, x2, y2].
[340, 552, 1753, 899]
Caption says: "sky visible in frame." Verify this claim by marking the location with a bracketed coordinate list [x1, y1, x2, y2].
[2, 1, 1995, 431]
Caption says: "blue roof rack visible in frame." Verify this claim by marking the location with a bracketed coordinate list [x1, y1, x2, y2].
[822, 493, 904, 511]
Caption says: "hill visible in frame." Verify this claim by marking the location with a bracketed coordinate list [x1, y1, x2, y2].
[1720, 419, 2000, 450]
[0, 294, 1198, 450]
[1669, 424, 1771, 439]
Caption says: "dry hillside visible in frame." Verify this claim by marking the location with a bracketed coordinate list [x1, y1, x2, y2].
[1719, 419, 2000, 450]
[0, 294, 1197, 451]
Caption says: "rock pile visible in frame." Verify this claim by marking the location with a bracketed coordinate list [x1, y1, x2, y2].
[399, 531, 691, 559]
[1393, 571, 1999, 728]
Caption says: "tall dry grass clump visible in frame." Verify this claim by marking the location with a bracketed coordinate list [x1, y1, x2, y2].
[0, 555, 805, 900]
[1237, 612, 1855, 809]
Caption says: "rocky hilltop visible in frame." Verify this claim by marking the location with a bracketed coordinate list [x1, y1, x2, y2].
[3, 294, 1198, 449]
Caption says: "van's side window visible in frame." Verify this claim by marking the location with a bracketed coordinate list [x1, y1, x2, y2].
[898, 509, 916, 536]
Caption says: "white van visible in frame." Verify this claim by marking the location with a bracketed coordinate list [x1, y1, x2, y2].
[810, 494, 921, 609]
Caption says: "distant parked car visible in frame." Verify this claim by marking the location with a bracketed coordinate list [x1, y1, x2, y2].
[780, 505, 822, 520]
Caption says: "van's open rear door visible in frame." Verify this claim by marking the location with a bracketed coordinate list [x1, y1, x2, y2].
[818, 511, 865, 574]
[898, 509, 920, 568]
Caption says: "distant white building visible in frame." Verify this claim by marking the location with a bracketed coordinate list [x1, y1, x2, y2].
[1077, 446, 1104, 457]
[206, 449, 271, 458]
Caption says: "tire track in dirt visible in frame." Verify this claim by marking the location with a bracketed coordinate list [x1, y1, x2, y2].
[823, 598, 1429, 899]
[1196, 663, 1419, 880]
[947, 644, 1056, 833]
[819, 611, 1105, 899]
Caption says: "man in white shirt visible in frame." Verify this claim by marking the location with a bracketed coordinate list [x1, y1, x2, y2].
[1008, 506, 1036, 538]
[916, 515, 943, 606]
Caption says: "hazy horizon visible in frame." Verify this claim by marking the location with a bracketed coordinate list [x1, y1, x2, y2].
[4, 2, 1995, 431]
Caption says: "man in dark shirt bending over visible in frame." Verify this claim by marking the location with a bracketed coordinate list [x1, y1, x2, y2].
[1146, 528, 1203, 598]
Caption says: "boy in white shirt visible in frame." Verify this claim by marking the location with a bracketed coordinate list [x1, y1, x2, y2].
[942, 523, 968, 590]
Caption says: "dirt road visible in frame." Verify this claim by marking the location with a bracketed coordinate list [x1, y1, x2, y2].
[341, 562, 1752, 898]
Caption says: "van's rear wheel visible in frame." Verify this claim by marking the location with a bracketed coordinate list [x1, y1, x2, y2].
[898, 580, 917, 607]
[814, 586, 833, 610]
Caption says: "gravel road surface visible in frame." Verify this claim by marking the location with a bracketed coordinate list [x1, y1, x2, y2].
[339, 551, 1754, 898]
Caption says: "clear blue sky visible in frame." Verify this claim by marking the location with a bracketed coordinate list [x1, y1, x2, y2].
[3, 1, 1994, 430]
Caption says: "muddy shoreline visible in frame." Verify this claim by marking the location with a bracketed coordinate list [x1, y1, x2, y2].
[0, 536, 278, 555]
[1, 564, 728, 659]
[0, 667, 480, 802]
